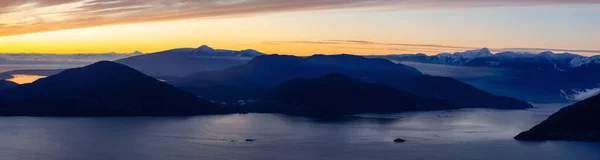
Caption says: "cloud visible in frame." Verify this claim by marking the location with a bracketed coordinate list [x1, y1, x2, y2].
[1, 0, 600, 37]
[264, 40, 600, 55]
[563, 87, 600, 101]
[262, 40, 460, 54]
[265, 40, 473, 51]
[496, 48, 600, 54]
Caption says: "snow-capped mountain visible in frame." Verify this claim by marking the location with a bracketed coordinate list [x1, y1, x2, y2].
[372, 48, 494, 65]
[456, 47, 493, 58]
[371, 48, 599, 72]
[570, 55, 600, 68]
[370, 48, 600, 103]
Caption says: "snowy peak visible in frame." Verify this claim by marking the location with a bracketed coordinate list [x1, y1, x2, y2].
[570, 55, 600, 68]
[372, 48, 600, 71]
[453, 48, 492, 58]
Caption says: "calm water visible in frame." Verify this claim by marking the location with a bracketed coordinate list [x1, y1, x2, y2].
[0, 104, 598, 160]
[7, 74, 47, 84]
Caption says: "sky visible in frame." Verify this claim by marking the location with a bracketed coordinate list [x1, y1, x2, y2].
[0, 0, 599, 56]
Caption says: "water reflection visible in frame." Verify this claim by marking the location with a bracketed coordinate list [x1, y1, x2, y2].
[7, 74, 46, 84]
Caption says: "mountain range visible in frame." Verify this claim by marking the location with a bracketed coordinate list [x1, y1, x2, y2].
[370, 48, 600, 103]
[3, 46, 592, 104]
[116, 45, 264, 79]
[171, 54, 532, 110]
[0, 55, 532, 117]
[0, 45, 596, 142]
[371, 48, 600, 70]
[0, 45, 265, 81]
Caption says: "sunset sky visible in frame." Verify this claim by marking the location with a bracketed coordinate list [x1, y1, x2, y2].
[1, 0, 599, 56]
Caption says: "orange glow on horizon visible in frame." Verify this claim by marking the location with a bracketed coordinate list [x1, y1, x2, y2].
[2, 9, 599, 56]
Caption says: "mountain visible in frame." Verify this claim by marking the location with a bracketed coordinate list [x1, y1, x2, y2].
[371, 49, 600, 103]
[174, 54, 422, 88]
[0, 61, 222, 116]
[372, 49, 598, 72]
[0, 80, 17, 90]
[257, 73, 453, 116]
[370, 48, 494, 65]
[170, 54, 423, 102]
[398, 75, 532, 109]
[172, 54, 532, 109]
[116, 45, 265, 79]
[515, 93, 600, 141]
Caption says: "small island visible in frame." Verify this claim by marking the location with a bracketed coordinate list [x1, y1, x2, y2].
[393, 138, 406, 143]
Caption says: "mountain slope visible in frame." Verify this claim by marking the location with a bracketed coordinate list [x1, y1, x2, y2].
[116, 45, 264, 79]
[398, 75, 532, 109]
[172, 54, 531, 109]
[515, 94, 600, 141]
[174, 54, 422, 88]
[373, 49, 592, 71]
[258, 73, 453, 116]
[0, 61, 222, 116]
[171, 54, 423, 101]
[372, 49, 600, 103]
[0, 80, 17, 90]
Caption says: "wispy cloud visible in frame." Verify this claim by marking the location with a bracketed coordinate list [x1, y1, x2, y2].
[496, 48, 600, 54]
[1, 0, 600, 37]
[563, 87, 600, 101]
[264, 40, 600, 55]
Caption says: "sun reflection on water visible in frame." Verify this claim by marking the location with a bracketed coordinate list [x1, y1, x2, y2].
[7, 74, 46, 84]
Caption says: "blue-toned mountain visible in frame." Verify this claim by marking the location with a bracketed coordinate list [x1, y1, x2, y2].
[371, 49, 600, 103]
[116, 45, 265, 79]
[0, 61, 222, 116]
[172, 54, 531, 110]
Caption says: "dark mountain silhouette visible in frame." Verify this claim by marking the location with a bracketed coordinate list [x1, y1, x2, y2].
[257, 73, 453, 116]
[173, 54, 422, 87]
[170, 54, 423, 102]
[116, 45, 264, 79]
[172, 54, 532, 109]
[515, 94, 600, 141]
[397, 75, 532, 109]
[0, 80, 17, 90]
[0, 61, 222, 116]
